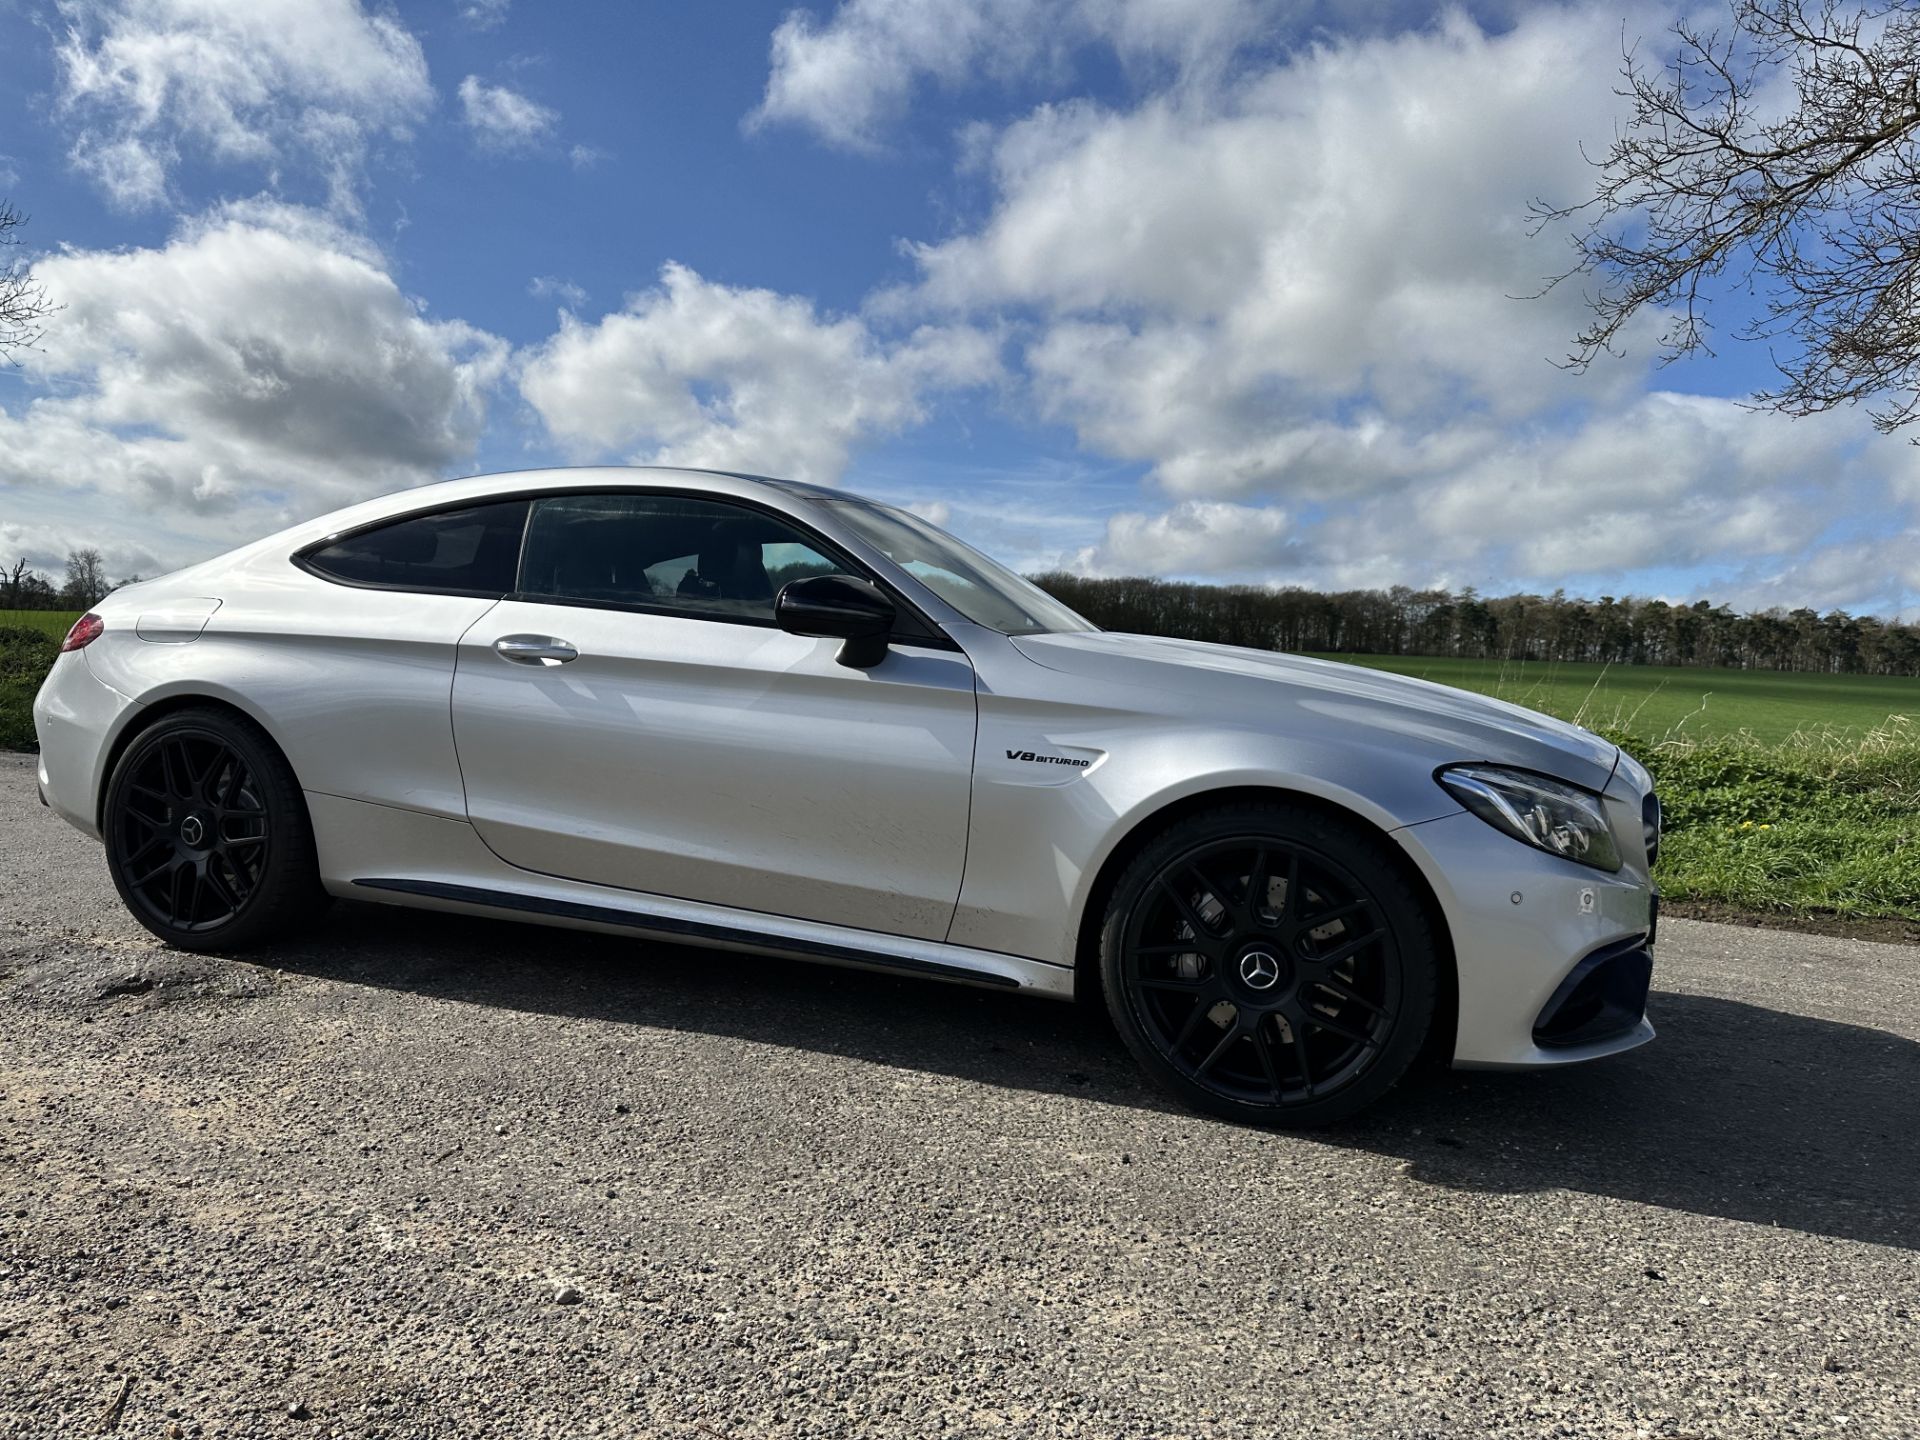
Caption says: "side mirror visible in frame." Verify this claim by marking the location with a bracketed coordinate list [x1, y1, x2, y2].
[775, 574, 896, 669]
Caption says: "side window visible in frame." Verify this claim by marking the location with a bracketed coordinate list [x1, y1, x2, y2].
[303, 500, 529, 595]
[518, 493, 847, 624]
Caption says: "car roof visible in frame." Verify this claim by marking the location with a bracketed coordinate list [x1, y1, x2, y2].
[375, 464, 838, 507]
[284, 466, 870, 546]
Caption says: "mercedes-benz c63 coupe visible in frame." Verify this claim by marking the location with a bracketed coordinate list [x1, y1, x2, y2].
[34, 467, 1661, 1125]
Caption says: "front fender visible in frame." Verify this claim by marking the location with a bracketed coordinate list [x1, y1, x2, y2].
[948, 645, 1467, 965]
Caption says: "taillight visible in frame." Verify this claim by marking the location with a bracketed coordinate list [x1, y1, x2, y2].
[60, 613, 104, 652]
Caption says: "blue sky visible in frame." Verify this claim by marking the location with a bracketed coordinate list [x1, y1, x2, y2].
[1, 0, 1915, 615]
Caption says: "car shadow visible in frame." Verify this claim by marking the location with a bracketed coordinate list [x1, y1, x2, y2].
[261, 902, 1920, 1253]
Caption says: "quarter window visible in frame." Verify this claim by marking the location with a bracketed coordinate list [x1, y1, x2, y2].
[303, 500, 529, 595]
[518, 493, 844, 623]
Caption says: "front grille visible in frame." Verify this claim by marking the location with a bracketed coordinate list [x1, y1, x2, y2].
[1642, 790, 1662, 868]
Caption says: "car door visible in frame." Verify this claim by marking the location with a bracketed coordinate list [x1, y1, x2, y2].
[449, 490, 978, 941]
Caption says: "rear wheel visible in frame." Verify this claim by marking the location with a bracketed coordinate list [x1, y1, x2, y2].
[1100, 803, 1438, 1126]
[103, 708, 327, 951]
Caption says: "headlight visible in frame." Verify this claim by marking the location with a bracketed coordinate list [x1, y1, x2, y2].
[1437, 765, 1622, 872]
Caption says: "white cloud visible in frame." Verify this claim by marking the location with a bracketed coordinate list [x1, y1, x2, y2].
[751, 0, 1286, 150]
[461, 0, 512, 30]
[519, 263, 1000, 484]
[529, 275, 587, 309]
[754, 0, 1034, 151]
[54, 0, 433, 211]
[1389, 396, 1835, 582]
[1077, 499, 1293, 576]
[1067, 395, 1916, 610]
[0, 204, 507, 571]
[458, 76, 559, 150]
[568, 143, 610, 169]
[1716, 533, 1920, 617]
[913, 10, 1656, 421]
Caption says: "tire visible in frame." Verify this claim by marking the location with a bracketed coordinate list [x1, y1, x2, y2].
[102, 706, 328, 952]
[1100, 801, 1438, 1127]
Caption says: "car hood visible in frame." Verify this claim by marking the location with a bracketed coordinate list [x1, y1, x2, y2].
[1011, 631, 1619, 793]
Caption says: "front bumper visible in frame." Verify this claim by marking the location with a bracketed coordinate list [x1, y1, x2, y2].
[1533, 930, 1654, 1050]
[1392, 808, 1657, 1070]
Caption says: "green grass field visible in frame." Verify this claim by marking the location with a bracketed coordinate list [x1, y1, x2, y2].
[4, 610, 84, 642]
[1311, 653, 1920, 744]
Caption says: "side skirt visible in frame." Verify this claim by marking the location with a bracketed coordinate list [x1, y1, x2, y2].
[349, 875, 1072, 997]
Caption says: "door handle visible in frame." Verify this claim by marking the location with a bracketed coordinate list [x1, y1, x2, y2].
[493, 634, 578, 666]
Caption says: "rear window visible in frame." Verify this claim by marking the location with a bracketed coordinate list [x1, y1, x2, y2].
[302, 500, 529, 595]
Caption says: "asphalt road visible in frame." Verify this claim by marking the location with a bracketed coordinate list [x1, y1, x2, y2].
[2, 753, 1916, 1439]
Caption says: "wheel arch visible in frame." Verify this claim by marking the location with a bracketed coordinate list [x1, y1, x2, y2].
[1071, 784, 1459, 1063]
[94, 690, 304, 832]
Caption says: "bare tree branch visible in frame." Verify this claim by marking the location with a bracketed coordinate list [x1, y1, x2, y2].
[1535, 0, 1920, 434]
[0, 199, 57, 363]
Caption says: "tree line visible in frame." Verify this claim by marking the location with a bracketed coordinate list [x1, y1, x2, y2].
[3, 550, 124, 611]
[1028, 574, 1920, 677]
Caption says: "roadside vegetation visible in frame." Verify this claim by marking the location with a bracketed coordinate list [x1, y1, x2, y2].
[0, 621, 60, 755]
[1598, 723, 1920, 922]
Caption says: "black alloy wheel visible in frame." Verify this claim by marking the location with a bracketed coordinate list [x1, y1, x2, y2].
[103, 708, 326, 951]
[1101, 803, 1437, 1126]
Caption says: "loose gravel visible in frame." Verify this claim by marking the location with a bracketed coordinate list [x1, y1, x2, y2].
[1, 754, 1916, 1438]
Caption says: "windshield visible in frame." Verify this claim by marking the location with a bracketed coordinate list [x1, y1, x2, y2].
[825, 501, 1094, 636]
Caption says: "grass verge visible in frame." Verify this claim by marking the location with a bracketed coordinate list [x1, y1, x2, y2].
[0, 625, 58, 753]
[1601, 722, 1920, 923]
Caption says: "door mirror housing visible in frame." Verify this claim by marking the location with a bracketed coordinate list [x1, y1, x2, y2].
[775, 574, 897, 668]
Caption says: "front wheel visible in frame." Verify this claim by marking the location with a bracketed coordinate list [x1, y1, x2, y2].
[1100, 803, 1438, 1127]
[102, 707, 327, 951]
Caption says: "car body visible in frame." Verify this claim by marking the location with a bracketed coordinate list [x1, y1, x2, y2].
[35, 467, 1659, 1124]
